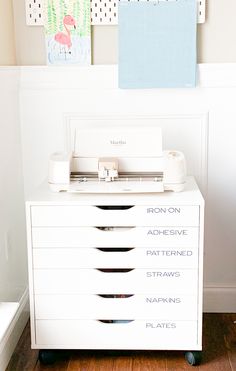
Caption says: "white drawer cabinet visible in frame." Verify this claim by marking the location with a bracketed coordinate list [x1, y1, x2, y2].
[26, 177, 204, 357]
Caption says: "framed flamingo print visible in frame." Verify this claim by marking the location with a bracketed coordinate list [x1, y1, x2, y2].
[44, 0, 91, 65]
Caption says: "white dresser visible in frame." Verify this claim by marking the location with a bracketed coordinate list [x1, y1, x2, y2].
[26, 177, 204, 363]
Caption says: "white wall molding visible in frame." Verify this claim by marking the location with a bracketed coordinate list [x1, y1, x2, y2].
[18, 63, 236, 90]
[0, 289, 29, 371]
[2, 63, 236, 90]
[19, 65, 118, 90]
[0, 67, 20, 92]
[198, 63, 236, 88]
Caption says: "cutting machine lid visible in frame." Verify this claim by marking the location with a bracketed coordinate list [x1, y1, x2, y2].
[71, 126, 163, 158]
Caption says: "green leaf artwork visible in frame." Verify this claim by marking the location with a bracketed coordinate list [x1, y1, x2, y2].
[44, 0, 91, 65]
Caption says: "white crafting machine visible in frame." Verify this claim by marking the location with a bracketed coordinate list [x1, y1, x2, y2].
[48, 126, 186, 193]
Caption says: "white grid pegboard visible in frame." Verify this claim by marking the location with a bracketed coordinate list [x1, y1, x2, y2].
[91, 0, 206, 25]
[91, 0, 117, 25]
[25, 0, 44, 26]
[25, 0, 205, 26]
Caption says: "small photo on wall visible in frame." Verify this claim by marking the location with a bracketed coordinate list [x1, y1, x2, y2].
[44, 0, 91, 65]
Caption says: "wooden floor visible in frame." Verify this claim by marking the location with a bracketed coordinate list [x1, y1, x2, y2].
[6, 314, 236, 371]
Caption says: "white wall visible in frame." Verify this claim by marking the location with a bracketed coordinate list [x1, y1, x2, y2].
[0, 69, 29, 371]
[19, 64, 236, 312]
[0, 0, 16, 64]
[12, 0, 236, 65]
[0, 68, 27, 301]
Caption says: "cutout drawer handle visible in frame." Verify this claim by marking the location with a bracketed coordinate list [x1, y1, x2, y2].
[97, 320, 134, 324]
[97, 294, 134, 299]
[96, 248, 134, 252]
[95, 227, 135, 231]
[96, 268, 134, 273]
[95, 206, 134, 210]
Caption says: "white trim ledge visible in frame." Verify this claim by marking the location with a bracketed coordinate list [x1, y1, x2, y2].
[18, 63, 236, 90]
[198, 63, 236, 88]
[0, 288, 29, 371]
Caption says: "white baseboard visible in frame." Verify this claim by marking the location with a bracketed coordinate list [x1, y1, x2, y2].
[204, 286, 236, 312]
[0, 288, 29, 371]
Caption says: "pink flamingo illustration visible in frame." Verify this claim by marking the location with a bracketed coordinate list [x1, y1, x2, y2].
[54, 15, 76, 50]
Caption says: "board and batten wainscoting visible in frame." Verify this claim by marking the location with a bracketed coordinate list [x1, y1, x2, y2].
[19, 64, 236, 313]
[1, 63, 236, 368]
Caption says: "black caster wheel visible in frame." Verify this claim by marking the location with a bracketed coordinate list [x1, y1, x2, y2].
[185, 351, 202, 366]
[38, 350, 57, 365]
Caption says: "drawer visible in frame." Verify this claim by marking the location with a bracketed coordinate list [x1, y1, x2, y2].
[32, 226, 199, 248]
[35, 319, 199, 350]
[33, 247, 198, 269]
[34, 294, 198, 320]
[33, 268, 198, 294]
[31, 205, 199, 227]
